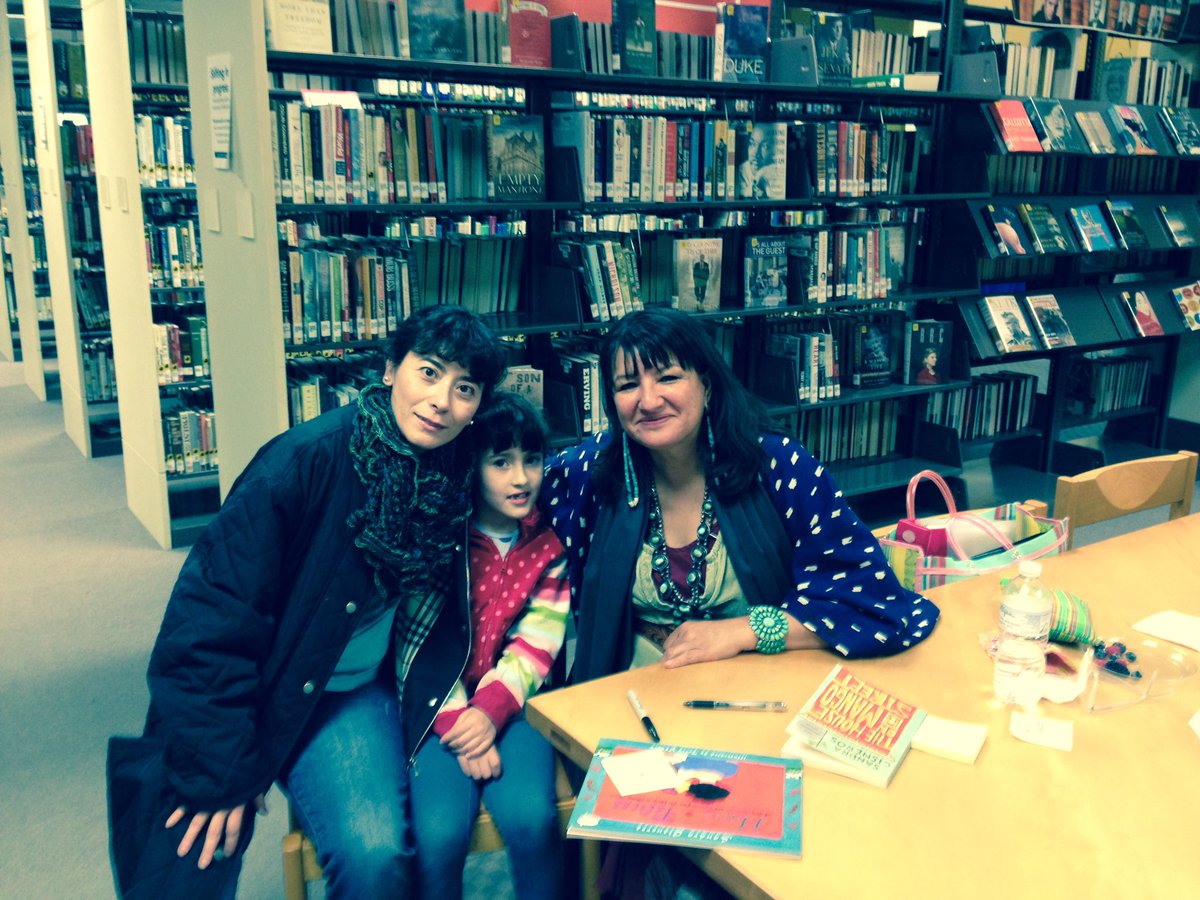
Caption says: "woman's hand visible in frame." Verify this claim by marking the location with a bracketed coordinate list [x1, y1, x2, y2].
[441, 707, 497, 758]
[661, 618, 757, 668]
[165, 794, 266, 868]
[456, 746, 503, 781]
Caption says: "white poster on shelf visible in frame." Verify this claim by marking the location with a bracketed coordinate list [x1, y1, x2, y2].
[207, 53, 233, 171]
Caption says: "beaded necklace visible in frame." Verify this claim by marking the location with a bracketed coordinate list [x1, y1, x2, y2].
[647, 481, 715, 623]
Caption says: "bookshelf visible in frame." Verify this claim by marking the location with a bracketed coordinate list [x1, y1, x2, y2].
[79, 0, 217, 548]
[19, 0, 119, 456]
[0, 10, 47, 397]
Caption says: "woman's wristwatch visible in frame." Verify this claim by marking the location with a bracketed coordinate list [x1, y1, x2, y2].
[749, 605, 789, 654]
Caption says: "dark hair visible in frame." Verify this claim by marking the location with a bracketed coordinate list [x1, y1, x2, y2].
[387, 306, 506, 397]
[595, 308, 770, 500]
[472, 391, 549, 457]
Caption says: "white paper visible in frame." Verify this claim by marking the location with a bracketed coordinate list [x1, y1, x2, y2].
[912, 715, 988, 764]
[1133, 610, 1200, 652]
[1009, 710, 1073, 752]
[207, 53, 233, 171]
[601, 748, 681, 797]
[1190, 710, 1200, 741]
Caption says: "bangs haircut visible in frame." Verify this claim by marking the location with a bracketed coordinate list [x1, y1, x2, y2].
[473, 391, 549, 457]
[388, 306, 506, 396]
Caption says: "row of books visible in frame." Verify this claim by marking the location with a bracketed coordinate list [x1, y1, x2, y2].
[52, 40, 88, 102]
[64, 183, 102, 257]
[998, 41, 1059, 99]
[800, 120, 928, 199]
[147, 221, 205, 289]
[128, 15, 189, 86]
[992, 98, 1200, 157]
[788, 398, 900, 465]
[764, 329, 841, 404]
[74, 272, 109, 331]
[59, 122, 95, 179]
[1064, 354, 1152, 418]
[557, 237, 644, 323]
[82, 337, 116, 403]
[986, 153, 1181, 195]
[786, 221, 912, 304]
[547, 340, 612, 438]
[981, 198, 1197, 258]
[1103, 55, 1192, 109]
[919, 371, 1038, 444]
[784, 8, 940, 88]
[555, 208, 751, 234]
[153, 317, 211, 385]
[135, 115, 196, 189]
[285, 352, 382, 425]
[163, 407, 218, 476]
[271, 100, 546, 205]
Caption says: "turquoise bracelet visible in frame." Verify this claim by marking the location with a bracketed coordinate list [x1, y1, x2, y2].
[749, 606, 789, 655]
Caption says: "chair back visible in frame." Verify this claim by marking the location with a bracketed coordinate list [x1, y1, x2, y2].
[1053, 451, 1198, 550]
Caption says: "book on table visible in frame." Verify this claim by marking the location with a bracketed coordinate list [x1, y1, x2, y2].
[781, 664, 926, 788]
[1120, 289, 1165, 337]
[567, 738, 804, 855]
[1024, 293, 1076, 348]
[978, 295, 1038, 354]
[987, 99, 1042, 153]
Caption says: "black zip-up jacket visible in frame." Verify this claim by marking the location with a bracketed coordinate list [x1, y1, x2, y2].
[107, 404, 470, 896]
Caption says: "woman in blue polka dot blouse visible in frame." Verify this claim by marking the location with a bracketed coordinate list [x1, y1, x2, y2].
[543, 308, 939, 682]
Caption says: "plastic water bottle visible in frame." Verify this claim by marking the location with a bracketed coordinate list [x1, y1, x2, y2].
[994, 560, 1052, 705]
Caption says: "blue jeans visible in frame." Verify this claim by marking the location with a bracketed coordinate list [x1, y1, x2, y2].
[409, 716, 563, 900]
[280, 680, 413, 899]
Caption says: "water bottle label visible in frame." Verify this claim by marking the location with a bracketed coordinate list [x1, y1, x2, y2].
[999, 605, 1052, 642]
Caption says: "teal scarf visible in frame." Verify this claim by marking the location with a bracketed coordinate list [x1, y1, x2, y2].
[347, 383, 471, 606]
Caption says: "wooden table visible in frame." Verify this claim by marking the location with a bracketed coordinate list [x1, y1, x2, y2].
[528, 515, 1200, 900]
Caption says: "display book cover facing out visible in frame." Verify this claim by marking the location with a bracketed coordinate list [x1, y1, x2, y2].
[782, 664, 926, 788]
[567, 738, 804, 855]
[978, 295, 1038, 354]
[1024, 293, 1076, 348]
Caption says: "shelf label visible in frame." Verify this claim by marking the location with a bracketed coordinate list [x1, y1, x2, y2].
[207, 53, 233, 171]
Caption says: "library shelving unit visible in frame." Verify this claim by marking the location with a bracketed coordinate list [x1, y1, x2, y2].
[0, 9, 47, 396]
[0, 145, 14, 361]
[20, 0, 118, 455]
[932, 13, 1200, 477]
[81, 0, 218, 548]
[183, 0, 1013, 506]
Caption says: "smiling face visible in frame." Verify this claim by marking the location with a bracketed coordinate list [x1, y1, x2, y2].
[384, 352, 482, 451]
[476, 446, 544, 530]
[612, 351, 709, 456]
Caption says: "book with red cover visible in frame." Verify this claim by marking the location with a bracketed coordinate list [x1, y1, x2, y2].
[567, 738, 804, 855]
[1120, 289, 1165, 337]
[782, 664, 926, 788]
[508, 0, 551, 67]
[988, 100, 1043, 153]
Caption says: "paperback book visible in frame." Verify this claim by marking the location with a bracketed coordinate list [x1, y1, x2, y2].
[1107, 105, 1158, 154]
[1024, 98, 1087, 153]
[1103, 199, 1151, 250]
[1158, 107, 1200, 156]
[507, 0, 552, 68]
[988, 100, 1042, 153]
[568, 738, 804, 855]
[743, 236, 788, 308]
[1171, 282, 1200, 331]
[714, 2, 768, 83]
[1120, 289, 1165, 337]
[782, 664, 926, 788]
[1068, 204, 1118, 252]
[814, 13, 852, 86]
[1017, 202, 1070, 253]
[1073, 109, 1117, 154]
[673, 237, 723, 312]
[487, 114, 546, 200]
[983, 203, 1034, 256]
[1024, 293, 1076, 348]
[903, 319, 953, 386]
[1157, 204, 1196, 248]
[979, 295, 1038, 353]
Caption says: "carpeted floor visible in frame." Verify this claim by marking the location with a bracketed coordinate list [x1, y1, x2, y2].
[0, 361, 513, 899]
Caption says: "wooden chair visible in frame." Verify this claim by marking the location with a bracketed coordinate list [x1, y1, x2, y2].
[1053, 450, 1198, 550]
[281, 754, 600, 900]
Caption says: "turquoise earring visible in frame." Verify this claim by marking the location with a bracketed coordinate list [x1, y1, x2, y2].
[623, 432, 640, 508]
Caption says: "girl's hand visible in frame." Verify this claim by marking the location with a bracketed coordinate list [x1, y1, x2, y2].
[441, 707, 497, 758]
[165, 794, 267, 869]
[456, 746, 502, 781]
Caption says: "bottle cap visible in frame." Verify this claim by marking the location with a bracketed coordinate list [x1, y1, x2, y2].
[1018, 560, 1042, 578]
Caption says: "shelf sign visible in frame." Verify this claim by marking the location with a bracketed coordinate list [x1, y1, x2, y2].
[208, 53, 233, 171]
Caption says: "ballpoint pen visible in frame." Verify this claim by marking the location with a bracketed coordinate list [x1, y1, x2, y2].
[683, 700, 789, 711]
[627, 689, 661, 743]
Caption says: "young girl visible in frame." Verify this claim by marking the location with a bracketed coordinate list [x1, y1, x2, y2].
[409, 391, 569, 900]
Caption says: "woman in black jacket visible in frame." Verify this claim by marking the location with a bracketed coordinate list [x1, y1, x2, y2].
[107, 305, 506, 899]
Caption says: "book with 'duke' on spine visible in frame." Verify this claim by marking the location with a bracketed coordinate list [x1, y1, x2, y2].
[1024, 293, 1076, 348]
[568, 738, 804, 855]
[978, 295, 1038, 354]
[782, 664, 926, 788]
